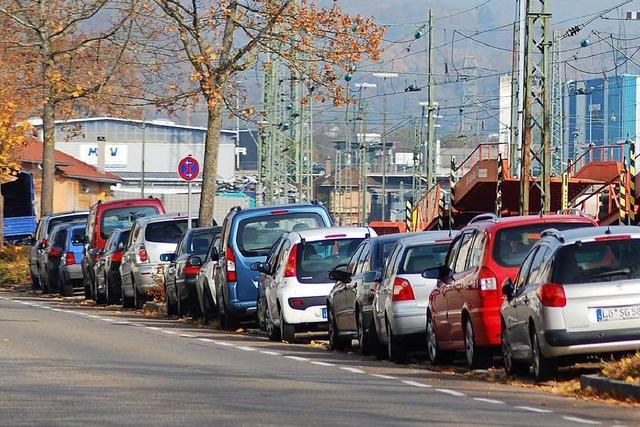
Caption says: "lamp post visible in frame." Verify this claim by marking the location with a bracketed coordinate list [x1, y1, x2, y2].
[373, 72, 398, 221]
[354, 82, 376, 225]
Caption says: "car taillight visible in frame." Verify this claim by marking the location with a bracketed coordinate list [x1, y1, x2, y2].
[284, 243, 299, 278]
[48, 247, 62, 258]
[138, 247, 149, 263]
[40, 238, 48, 247]
[185, 265, 200, 277]
[92, 252, 100, 262]
[65, 252, 76, 265]
[111, 251, 122, 263]
[537, 282, 566, 307]
[392, 277, 415, 302]
[479, 267, 498, 293]
[226, 246, 237, 282]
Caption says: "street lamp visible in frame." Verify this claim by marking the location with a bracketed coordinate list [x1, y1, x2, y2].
[373, 72, 398, 221]
[353, 82, 376, 225]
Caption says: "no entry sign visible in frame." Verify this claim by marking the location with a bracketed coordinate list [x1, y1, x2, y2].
[178, 155, 200, 182]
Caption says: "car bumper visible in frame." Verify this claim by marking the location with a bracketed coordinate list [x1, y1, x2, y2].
[283, 301, 328, 326]
[62, 265, 83, 281]
[389, 302, 426, 336]
[134, 263, 163, 290]
[542, 328, 640, 357]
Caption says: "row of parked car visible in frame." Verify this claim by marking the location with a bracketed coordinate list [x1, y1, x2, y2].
[28, 198, 640, 382]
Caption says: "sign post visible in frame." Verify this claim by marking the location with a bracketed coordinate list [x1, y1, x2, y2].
[177, 155, 200, 229]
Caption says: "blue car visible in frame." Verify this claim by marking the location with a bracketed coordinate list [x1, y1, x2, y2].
[212, 203, 333, 329]
[43, 221, 86, 296]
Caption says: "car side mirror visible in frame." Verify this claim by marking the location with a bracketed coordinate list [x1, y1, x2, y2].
[502, 278, 514, 300]
[362, 270, 381, 283]
[188, 256, 203, 267]
[329, 268, 351, 283]
[210, 247, 220, 262]
[250, 261, 272, 275]
[159, 253, 176, 262]
[117, 242, 125, 251]
[422, 266, 441, 280]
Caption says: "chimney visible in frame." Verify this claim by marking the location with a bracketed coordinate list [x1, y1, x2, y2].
[96, 136, 106, 173]
[325, 155, 332, 176]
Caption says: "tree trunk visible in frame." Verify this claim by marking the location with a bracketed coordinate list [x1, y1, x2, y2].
[41, 99, 56, 216]
[198, 102, 223, 226]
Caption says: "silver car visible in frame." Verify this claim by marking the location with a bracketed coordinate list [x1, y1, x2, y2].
[120, 214, 195, 309]
[501, 226, 640, 381]
[372, 231, 458, 362]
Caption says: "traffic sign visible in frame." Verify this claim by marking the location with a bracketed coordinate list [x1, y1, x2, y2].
[178, 155, 200, 182]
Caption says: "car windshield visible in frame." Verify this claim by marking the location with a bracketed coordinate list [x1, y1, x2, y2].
[297, 238, 364, 283]
[553, 238, 640, 284]
[493, 222, 592, 267]
[48, 214, 87, 234]
[237, 213, 323, 257]
[145, 220, 194, 244]
[399, 243, 450, 274]
[101, 206, 160, 238]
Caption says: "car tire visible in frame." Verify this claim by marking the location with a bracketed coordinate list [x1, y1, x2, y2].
[201, 287, 213, 324]
[105, 274, 119, 305]
[133, 275, 146, 309]
[464, 318, 490, 370]
[328, 307, 351, 351]
[218, 291, 239, 330]
[256, 297, 266, 332]
[280, 307, 295, 343]
[427, 314, 455, 365]
[266, 310, 281, 342]
[357, 308, 374, 355]
[165, 282, 178, 316]
[531, 328, 557, 382]
[60, 275, 73, 297]
[386, 319, 406, 363]
[31, 273, 40, 290]
[502, 325, 529, 377]
[121, 280, 135, 308]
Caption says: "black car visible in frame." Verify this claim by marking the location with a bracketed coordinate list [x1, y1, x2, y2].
[94, 228, 131, 305]
[163, 226, 221, 317]
[326, 233, 406, 354]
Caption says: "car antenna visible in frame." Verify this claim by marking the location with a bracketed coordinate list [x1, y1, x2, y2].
[605, 225, 612, 235]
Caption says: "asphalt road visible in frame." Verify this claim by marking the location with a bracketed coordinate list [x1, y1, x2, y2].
[0, 288, 638, 427]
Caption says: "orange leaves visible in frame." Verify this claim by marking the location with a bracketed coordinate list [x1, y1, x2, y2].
[0, 89, 30, 180]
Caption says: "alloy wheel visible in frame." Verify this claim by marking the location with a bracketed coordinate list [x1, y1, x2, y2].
[465, 321, 475, 367]
[427, 317, 437, 362]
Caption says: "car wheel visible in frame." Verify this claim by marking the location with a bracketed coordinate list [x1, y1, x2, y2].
[279, 307, 295, 343]
[83, 274, 91, 300]
[133, 275, 146, 309]
[217, 291, 239, 330]
[201, 287, 212, 324]
[266, 309, 281, 342]
[464, 318, 490, 370]
[427, 314, 455, 365]
[256, 297, 266, 331]
[165, 282, 178, 316]
[121, 280, 135, 308]
[60, 275, 73, 297]
[105, 273, 118, 305]
[531, 328, 556, 382]
[386, 319, 406, 363]
[31, 273, 40, 290]
[502, 325, 529, 376]
[357, 309, 373, 355]
[328, 307, 351, 351]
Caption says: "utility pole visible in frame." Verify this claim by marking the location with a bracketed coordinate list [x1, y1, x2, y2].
[373, 72, 398, 221]
[140, 111, 146, 198]
[425, 9, 436, 189]
[355, 83, 376, 225]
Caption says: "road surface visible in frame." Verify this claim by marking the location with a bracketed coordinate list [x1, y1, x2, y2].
[0, 289, 638, 426]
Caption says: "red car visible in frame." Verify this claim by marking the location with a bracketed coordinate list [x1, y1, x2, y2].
[81, 197, 165, 302]
[426, 214, 597, 368]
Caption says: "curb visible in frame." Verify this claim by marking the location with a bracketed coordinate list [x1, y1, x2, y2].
[0, 283, 32, 292]
[580, 374, 640, 401]
[143, 301, 167, 318]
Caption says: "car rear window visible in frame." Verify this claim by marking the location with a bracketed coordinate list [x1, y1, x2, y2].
[145, 220, 192, 243]
[493, 222, 592, 267]
[553, 238, 640, 284]
[185, 230, 217, 254]
[69, 227, 86, 246]
[237, 213, 324, 257]
[297, 238, 364, 283]
[399, 243, 450, 274]
[48, 214, 87, 234]
[101, 206, 160, 238]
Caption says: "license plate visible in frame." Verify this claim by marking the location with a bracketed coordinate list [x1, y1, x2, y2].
[321, 307, 327, 319]
[596, 305, 640, 322]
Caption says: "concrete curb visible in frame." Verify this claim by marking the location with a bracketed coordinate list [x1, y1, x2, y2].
[143, 301, 167, 318]
[580, 374, 640, 401]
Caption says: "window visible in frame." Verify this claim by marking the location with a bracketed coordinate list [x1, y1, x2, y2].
[454, 233, 474, 274]
[52, 229, 66, 248]
[357, 245, 371, 273]
[69, 227, 86, 246]
[101, 206, 160, 239]
[526, 247, 550, 286]
[145, 220, 191, 244]
[274, 240, 291, 273]
[467, 232, 485, 269]
[445, 236, 462, 273]
[346, 244, 364, 274]
[183, 229, 216, 255]
[297, 238, 364, 283]
[48, 214, 87, 234]
[236, 213, 323, 257]
[513, 248, 538, 291]
[383, 244, 401, 280]
[265, 236, 286, 269]
[399, 243, 450, 274]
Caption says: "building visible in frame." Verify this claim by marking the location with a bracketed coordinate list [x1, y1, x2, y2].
[565, 75, 639, 160]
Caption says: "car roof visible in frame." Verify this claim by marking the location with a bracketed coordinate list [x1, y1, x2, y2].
[136, 213, 195, 225]
[293, 226, 373, 241]
[230, 203, 327, 218]
[369, 233, 407, 245]
[44, 210, 89, 220]
[541, 225, 640, 245]
[185, 226, 222, 235]
[49, 220, 86, 233]
[466, 214, 595, 231]
[398, 230, 460, 246]
[94, 197, 162, 209]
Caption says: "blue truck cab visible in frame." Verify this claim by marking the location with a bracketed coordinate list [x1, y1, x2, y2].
[213, 203, 333, 328]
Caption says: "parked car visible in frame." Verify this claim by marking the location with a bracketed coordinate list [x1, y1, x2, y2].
[41, 221, 85, 294]
[82, 197, 165, 301]
[29, 210, 88, 289]
[162, 226, 220, 317]
[501, 226, 640, 381]
[93, 228, 130, 305]
[326, 233, 407, 354]
[371, 231, 458, 362]
[426, 213, 597, 369]
[120, 214, 197, 309]
[253, 227, 376, 342]
[255, 233, 288, 332]
[57, 222, 87, 297]
[213, 203, 333, 329]
[195, 233, 223, 323]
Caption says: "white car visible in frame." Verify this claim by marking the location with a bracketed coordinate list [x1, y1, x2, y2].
[252, 226, 376, 342]
[373, 231, 458, 362]
[195, 234, 222, 323]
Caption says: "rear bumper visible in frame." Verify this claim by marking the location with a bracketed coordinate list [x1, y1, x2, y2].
[389, 303, 426, 336]
[283, 296, 328, 326]
[62, 265, 83, 281]
[542, 328, 640, 357]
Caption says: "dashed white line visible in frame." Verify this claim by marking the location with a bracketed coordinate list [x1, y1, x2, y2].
[473, 398, 505, 405]
[515, 406, 552, 414]
[213, 341, 235, 347]
[112, 321, 131, 325]
[561, 416, 601, 425]
[198, 338, 214, 343]
[310, 361, 335, 367]
[436, 388, 466, 397]
[85, 314, 101, 319]
[259, 350, 282, 356]
[370, 374, 398, 380]
[402, 380, 432, 388]
[49, 308, 62, 312]
[285, 356, 310, 362]
[101, 318, 115, 322]
[180, 334, 195, 338]
[340, 367, 365, 374]
[236, 346, 257, 352]
[147, 326, 161, 331]
[161, 330, 178, 335]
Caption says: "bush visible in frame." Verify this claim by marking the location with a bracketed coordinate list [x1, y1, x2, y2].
[601, 352, 640, 384]
[0, 245, 30, 285]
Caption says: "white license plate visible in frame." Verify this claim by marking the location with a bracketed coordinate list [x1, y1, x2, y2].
[321, 307, 327, 319]
[596, 305, 640, 322]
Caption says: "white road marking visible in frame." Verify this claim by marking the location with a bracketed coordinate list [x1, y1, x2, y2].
[236, 346, 257, 352]
[129, 323, 145, 327]
[49, 308, 62, 312]
[213, 341, 235, 347]
[370, 374, 398, 380]
[310, 361, 335, 367]
[198, 338, 214, 343]
[285, 356, 310, 362]
[473, 398, 505, 405]
[436, 388, 466, 397]
[161, 330, 178, 335]
[102, 318, 115, 322]
[85, 315, 101, 319]
[113, 321, 131, 325]
[21, 301, 33, 306]
[515, 406, 552, 414]
[180, 334, 195, 338]
[259, 350, 282, 356]
[561, 416, 601, 425]
[340, 367, 365, 374]
[147, 326, 161, 331]
[402, 380, 432, 388]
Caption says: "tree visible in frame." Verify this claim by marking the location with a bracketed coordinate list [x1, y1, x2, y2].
[0, 0, 138, 216]
[144, 0, 384, 226]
